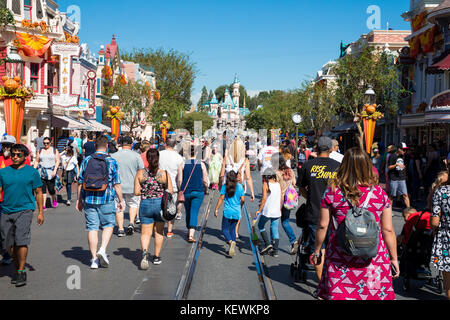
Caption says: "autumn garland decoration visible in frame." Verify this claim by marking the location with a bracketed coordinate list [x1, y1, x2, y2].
[0, 76, 35, 103]
[106, 105, 125, 121]
[102, 66, 112, 80]
[359, 104, 384, 120]
[20, 20, 48, 33]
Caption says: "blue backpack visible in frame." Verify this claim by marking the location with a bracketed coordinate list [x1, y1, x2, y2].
[82, 153, 110, 192]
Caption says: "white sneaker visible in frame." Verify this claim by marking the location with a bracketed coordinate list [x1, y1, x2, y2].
[90, 259, 99, 269]
[96, 249, 109, 268]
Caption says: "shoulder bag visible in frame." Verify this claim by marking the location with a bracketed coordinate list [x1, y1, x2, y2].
[178, 161, 198, 203]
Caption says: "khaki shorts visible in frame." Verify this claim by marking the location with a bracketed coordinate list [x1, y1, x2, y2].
[115, 194, 141, 212]
[1, 210, 34, 250]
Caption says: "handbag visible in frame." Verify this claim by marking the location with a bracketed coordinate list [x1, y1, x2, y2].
[161, 171, 177, 222]
[178, 160, 198, 203]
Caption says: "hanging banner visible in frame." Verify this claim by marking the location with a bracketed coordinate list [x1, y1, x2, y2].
[14, 33, 52, 58]
[420, 26, 435, 53]
[50, 42, 81, 108]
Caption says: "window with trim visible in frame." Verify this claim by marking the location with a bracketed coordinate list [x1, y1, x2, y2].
[24, 0, 32, 21]
[30, 63, 39, 92]
[6, 62, 24, 80]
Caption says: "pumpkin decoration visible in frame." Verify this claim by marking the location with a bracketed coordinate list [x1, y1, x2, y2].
[365, 104, 376, 114]
[71, 36, 79, 44]
[360, 104, 384, 121]
[106, 105, 125, 121]
[4, 78, 20, 94]
[154, 91, 161, 101]
[2, 76, 9, 83]
[13, 76, 22, 84]
[40, 21, 47, 32]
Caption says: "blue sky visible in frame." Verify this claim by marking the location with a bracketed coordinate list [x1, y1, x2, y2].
[58, 0, 410, 105]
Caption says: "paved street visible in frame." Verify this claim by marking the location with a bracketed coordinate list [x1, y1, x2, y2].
[0, 172, 446, 300]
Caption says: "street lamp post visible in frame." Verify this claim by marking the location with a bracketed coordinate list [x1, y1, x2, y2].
[292, 113, 302, 167]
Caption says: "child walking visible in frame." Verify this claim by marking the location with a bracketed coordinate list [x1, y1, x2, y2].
[254, 168, 282, 257]
[214, 171, 245, 257]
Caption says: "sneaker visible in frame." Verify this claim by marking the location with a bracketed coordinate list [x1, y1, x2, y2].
[135, 218, 141, 225]
[140, 251, 150, 270]
[260, 244, 273, 255]
[117, 229, 126, 238]
[10, 272, 17, 284]
[66, 200, 71, 206]
[153, 256, 162, 265]
[15, 271, 27, 287]
[43, 206, 47, 211]
[290, 241, 299, 256]
[52, 200, 58, 208]
[126, 224, 135, 236]
[175, 213, 182, 221]
[96, 249, 109, 268]
[166, 232, 174, 238]
[229, 241, 236, 257]
[90, 259, 99, 270]
[270, 249, 279, 258]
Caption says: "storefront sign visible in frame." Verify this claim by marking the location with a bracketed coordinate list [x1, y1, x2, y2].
[430, 90, 450, 109]
[50, 42, 81, 108]
[66, 97, 90, 111]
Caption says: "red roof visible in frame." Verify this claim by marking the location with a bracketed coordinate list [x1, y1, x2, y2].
[428, 54, 450, 73]
[105, 34, 118, 59]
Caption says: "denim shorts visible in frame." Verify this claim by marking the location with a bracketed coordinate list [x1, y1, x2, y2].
[84, 202, 116, 231]
[139, 198, 164, 225]
[390, 180, 408, 197]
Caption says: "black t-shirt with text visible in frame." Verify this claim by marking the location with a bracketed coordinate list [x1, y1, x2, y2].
[388, 153, 406, 181]
[298, 157, 340, 224]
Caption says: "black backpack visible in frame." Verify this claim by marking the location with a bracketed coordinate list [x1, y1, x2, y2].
[335, 188, 380, 259]
[82, 153, 109, 192]
[108, 141, 118, 154]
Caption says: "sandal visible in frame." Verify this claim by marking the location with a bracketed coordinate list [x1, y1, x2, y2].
[188, 237, 196, 243]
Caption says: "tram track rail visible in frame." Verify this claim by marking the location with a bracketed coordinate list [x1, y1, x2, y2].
[174, 191, 276, 301]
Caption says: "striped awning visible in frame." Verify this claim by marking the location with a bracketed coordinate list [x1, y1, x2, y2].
[78, 118, 111, 132]
[428, 54, 450, 74]
[51, 115, 89, 130]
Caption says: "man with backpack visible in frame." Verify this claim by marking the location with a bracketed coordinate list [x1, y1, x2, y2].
[76, 135, 124, 270]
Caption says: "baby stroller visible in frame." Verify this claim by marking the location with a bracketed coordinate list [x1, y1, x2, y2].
[290, 205, 315, 283]
[290, 232, 316, 283]
[399, 212, 443, 292]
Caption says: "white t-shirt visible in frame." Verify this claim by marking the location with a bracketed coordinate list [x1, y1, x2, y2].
[61, 154, 78, 171]
[159, 149, 184, 192]
[262, 182, 282, 218]
[258, 146, 278, 176]
[330, 151, 344, 164]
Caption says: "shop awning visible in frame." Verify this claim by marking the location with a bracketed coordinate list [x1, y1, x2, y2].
[425, 108, 450, 124]
[331, 122, 357, 133]
[51, 115, 89, 130]
[78, 119, 111, 132]
[427, 54, 450, 74]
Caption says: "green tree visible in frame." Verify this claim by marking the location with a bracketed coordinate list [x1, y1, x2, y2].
[175, 112, 214, 135]
[298, 81, 337, 137]
[0, 2, 14, 28]
[332, 45, 407, 149]
[109, 81, 150, 133]
[122, 48, 197, 126]
[197, 86, 209, 112]
[208, 89, 214, 101]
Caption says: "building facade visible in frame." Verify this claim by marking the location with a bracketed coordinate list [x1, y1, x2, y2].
[399, 0, 450, 149]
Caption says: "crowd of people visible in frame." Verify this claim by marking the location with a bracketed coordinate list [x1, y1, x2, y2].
[0, 129, 448, 302]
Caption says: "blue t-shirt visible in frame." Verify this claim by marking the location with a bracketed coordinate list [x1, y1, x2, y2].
[0, 165, 43, 214]
[220, 183, 245, 220]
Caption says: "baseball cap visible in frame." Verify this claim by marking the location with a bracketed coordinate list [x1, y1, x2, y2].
[262, 167, 276, 177]
[0, 135, 16, 145]
[318, 136, 333, 152]
[399, 143, 409, 150]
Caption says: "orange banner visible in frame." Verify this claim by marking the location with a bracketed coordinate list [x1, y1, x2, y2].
[15, 32, 52, 57]
[409, 36, 420, 58]
[363, 118, 377, 154]
[3, 98, 25, 142]
[111, 118, 120, 141]
[420, 26, 435, 53]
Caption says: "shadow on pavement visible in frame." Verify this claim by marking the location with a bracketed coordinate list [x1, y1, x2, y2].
[113, 248, 142, 268]
[265, 263, 318, 298]
[61, 246, 92, 267]
[393, 277, 447, 300]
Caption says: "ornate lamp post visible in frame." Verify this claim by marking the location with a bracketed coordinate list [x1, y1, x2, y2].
[160, 113, 171, 143]
[107, 93, 123, 141]
[362, 87, 384, 154]
[292, 113, 302, 166]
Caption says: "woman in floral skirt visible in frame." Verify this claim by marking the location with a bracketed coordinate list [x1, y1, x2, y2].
[312, 147, 399, 300]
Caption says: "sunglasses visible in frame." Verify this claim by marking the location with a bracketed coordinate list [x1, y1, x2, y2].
[43, 142, 51, 145]
[11, 152, 24, 158]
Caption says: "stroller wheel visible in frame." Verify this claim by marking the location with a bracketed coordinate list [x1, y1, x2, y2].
[437, 279, 444, 295]
[403, 278, 411, 292]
